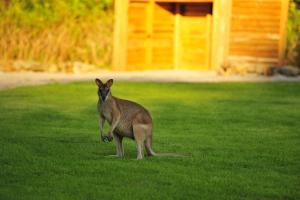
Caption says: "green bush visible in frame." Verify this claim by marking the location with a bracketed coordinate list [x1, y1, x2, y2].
[0, 0, 113, 27]
[287, 0, 300, 68]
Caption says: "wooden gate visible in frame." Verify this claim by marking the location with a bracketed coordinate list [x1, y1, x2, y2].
[177, 3, 212, 69]
[126, 1, 212, 70]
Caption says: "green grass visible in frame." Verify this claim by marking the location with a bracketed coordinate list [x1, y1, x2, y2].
[0, 82, 300, 200]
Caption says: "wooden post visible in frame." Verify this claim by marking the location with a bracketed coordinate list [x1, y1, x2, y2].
[223, 0, 232, 66]
[206, 14, 212, 69]
[146, 0, 154, 69]
[173, 3, 181, 70]
[211, 0, 231, 70]
[211, 0, 220, 70]
[112, 0, 128, 71]
[279, 0, 289, 65]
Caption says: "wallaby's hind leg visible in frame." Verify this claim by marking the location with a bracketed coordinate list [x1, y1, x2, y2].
[133, 123, 154, 159]
[133, 111, 153, 160]
[114, 133, 124, 157]
[136, 140, 144, 160]
[133, 124, 149, 160]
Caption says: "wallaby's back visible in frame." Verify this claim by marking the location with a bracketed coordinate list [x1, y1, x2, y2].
[112, 97, 152, 138]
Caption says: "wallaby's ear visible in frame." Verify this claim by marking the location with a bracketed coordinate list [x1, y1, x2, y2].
[106, 79, 113, 88]
[95, 78, 103, 87]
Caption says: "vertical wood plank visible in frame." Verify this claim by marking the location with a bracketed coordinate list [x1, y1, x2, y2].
[205, 13, 212, 69]
[173, 3, 181, 69]
[279, 0, 289, 65]
[146, 0, 154, 69]
[228, 0, 282, 67]
[112, 0, 128, 71]
[223, 0, 232, 65]
[211, 0, 231, 69]
[211, 0, 220, 70]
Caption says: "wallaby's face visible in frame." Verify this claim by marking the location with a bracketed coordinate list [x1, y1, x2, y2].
[95, 79, 113, 101]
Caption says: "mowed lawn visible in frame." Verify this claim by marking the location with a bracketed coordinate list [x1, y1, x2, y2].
[0, 82, 300, 200]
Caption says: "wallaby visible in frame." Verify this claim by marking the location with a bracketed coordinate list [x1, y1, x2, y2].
[95, 78, 182, 160]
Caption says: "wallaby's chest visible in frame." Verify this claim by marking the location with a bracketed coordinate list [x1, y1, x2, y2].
[99, 102, 113, 124]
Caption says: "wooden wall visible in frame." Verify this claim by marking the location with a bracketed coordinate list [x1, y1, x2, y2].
[123, 0, 213, 71]
[127, 1, 149, 70]
[113, 0, 288, 71]
[126, 1, 175, 70]
[152, 3, 174, 69]
[228, 0, 288, 69]
[178, 3, 212, 69]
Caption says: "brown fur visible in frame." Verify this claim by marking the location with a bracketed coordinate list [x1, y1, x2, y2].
[95, 78, 155, 160]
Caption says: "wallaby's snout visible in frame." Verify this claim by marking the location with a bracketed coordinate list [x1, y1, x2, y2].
[95, 78, 113, 101]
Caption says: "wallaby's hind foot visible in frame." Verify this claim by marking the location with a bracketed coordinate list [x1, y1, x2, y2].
[145, 136, 156, 157]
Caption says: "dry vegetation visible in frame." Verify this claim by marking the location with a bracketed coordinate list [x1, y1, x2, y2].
[0, 0, 113, 72]
[0, 0, 299, 73]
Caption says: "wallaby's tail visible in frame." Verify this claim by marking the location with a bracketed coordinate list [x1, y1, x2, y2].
[152, 152, 186, 157]
[145, 136, 187, 158]
[145, 142, 186, 157]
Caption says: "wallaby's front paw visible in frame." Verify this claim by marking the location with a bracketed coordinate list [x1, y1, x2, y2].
[107, 134, 113, 142]
[101, 135, 111, 143]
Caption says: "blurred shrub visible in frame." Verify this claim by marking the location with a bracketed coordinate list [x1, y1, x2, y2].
[286, 0, 300, 68]
[0, 0, 113, 70]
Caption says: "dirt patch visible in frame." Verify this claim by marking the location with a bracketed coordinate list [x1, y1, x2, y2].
[1, 70, 300, 90]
